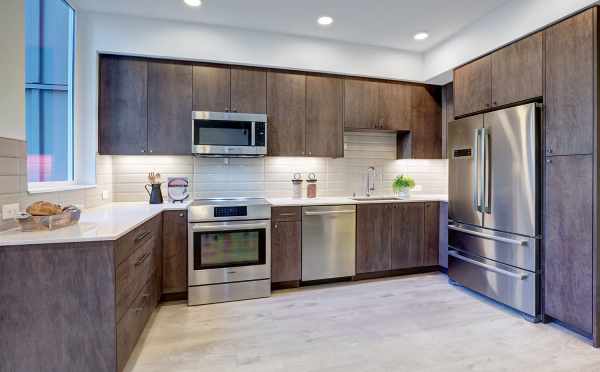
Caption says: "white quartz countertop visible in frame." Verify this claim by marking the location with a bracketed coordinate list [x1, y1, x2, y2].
[0, 195, 447, 247]
[266, 194, 448, 207]
[0, 202, 189, 247]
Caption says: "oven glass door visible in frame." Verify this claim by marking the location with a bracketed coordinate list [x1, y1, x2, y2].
[193, 228, 266, 269]
[189, 220, 271, 286]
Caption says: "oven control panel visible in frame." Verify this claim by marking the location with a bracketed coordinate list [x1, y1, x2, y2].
[214, 206, 248, 218]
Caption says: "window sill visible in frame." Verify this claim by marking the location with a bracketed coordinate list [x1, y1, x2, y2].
[28, 184, 97, 194]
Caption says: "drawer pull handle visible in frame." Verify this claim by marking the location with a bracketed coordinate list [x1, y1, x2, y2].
[134, 231, 151, 243]
[135, 252, 152, 266]
[448, 225, 527, 246]
[449, 251, 528, 280]
[277, 213, 296, 217]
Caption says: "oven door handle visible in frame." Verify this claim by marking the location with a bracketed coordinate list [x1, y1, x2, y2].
[191, 222, 270, 232]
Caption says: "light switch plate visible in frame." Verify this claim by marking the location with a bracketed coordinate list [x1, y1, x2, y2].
[2, 203, 20, 220]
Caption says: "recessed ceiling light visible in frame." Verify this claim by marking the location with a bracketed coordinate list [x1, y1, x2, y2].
[414, 32, 429, 41]
[184, 0, 202, 7]
[318, 16, 334, 26]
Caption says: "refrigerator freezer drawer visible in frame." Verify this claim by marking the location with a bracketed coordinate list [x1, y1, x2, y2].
[448, 223, 538, 272]
[448, 250, 538, 316]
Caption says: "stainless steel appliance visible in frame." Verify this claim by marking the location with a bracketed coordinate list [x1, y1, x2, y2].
[447, 102, 541, 319]
[187, 198, 271, 305]
[302, 205, 356, 281]
[192, 111, 267, 157]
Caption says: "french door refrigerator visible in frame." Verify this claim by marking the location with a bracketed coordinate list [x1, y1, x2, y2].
[447, 102, 541, 319]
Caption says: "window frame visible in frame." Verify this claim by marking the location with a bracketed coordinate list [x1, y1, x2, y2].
[25, 0, 77, 192]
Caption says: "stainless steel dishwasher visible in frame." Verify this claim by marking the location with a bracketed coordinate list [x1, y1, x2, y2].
[302, 205, 356, 281]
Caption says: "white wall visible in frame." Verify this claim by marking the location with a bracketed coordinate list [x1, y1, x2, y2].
[0, 0, 25, 140]
[423, 0, 598, 82]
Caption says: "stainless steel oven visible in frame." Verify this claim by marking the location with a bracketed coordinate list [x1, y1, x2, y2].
[187, 198, 271, 306]
[192, 111, 267, 157]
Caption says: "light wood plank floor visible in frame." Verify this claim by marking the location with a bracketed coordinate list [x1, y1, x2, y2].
[125, 273, 600, 372]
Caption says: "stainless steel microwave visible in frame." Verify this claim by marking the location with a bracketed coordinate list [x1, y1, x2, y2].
[192, 111, 267, 157]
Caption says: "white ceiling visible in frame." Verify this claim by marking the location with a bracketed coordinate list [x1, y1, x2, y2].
[74, 0, 510, 52]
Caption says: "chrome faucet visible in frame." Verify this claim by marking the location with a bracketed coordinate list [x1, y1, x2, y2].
[366, 166, 375, 196]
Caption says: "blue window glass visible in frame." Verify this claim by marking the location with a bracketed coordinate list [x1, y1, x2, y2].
[25, 0, 75, 183]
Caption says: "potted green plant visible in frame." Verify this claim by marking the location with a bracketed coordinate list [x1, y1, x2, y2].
[392, 175, 415, 199]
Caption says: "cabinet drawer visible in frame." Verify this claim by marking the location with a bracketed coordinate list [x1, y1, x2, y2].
[116, 235, 157, 322]
[116, 274, 159, 372]
[115, 214, 162, 267]
[272, 207, 301, 222]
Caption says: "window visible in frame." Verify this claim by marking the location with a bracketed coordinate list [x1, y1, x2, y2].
[25, 0, 75, 184]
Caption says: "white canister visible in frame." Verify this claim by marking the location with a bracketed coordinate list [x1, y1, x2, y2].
[292, 173, 303, 199]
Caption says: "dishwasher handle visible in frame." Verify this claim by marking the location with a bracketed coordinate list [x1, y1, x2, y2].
[304, 210, 356, 216]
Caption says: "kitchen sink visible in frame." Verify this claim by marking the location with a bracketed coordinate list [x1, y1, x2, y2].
[351, 196, 404, 201]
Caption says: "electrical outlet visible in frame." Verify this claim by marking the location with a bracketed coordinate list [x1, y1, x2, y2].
[101, 190, 109, 200]
[2, 203, 20, 220]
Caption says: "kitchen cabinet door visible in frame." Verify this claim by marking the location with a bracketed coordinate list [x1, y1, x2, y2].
[453, 55, 492, 117]
[356, 204, 392, 273]
[162, 211, 188, 294]
[306, 75, 344, 158]
[192, 65, 231, 112]
[544, 155, 594, 335]
[147, 61, 193, 155]
[423, 202, 440, 266]
[442, 83, 454, 159]
[491, 32, 543, 108]
[267, 71, 307, 156]
[410, 85, 442, 159]
[271, 220, 301, 283]
[545, 8, 595, 156]
[230, 67, 267, 114]
[379, 82, 411, 131]
[391, 203, 424, 269]
[99, 55, 148, 155]
[344, 79, 380, 129]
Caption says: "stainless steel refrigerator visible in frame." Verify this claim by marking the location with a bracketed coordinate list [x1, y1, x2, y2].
[447, 102, 541, 319]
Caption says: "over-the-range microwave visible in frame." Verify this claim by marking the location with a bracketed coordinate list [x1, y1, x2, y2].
[192, 111, 267, 157]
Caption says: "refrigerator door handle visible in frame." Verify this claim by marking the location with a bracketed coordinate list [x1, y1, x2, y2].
[448, 250, 528, 280]
[480, 127, 490, 214]
[473, 129, 482, 212]
[448, 224, 529, 246]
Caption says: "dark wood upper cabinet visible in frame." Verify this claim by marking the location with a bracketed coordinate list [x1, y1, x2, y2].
[442, 83, 454, 159]
[230, 67, 267, 114]
[491, 32, 543, 108]
[545, 8, 595, 156]
[453, 55, 492, 117]
[267, 71, 306, 156]
[544, 155, 594, 335]
[356, 204, 392, 274]
[423, 202, 440, 266]
[390, 203, 424, 269]
[99, 56, 148, 155]
[192, 65, 231, 112]
[379, 83, 411, 131]
[306, 75, 344, 158]
[162, 211, 188, 295]
[410, 85, 442, 159]
[147, 61, 193, 155]
[271, 220, 301, 283]
[344, 79, 380, 129]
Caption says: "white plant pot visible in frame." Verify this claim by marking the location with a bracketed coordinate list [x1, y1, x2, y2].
[394, 187, 410, 199]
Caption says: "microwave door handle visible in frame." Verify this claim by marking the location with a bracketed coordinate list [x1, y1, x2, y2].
[251, 122, 256, 146]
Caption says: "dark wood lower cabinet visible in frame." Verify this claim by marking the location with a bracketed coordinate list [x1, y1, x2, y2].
[271, 207, 301, 284]
[423, 202, 440, 266]
[544, 155, 594, 336]
[356, 204, 392, 273]
[162, 211, 188, 295]
[391, 203, 424, 269]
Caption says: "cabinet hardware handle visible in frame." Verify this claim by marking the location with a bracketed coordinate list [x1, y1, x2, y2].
[546, 159, 552, 164]
[278, 213, 296, 216]
[225, 108, 230, 112]
[134, 251, 152, 266]
[274, 224, 278, 229]
[149, 150, 153, 153]
[141, 149, 146, 153]
[134, 231, 151, 243]
[232, 108, 237, 113]
[179, 213, 184, 217]
[493, 101, 497, 106]
[547, 148, 553, 154]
